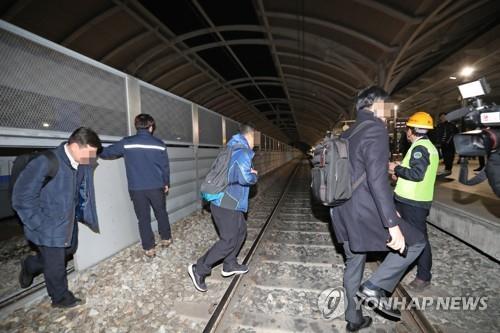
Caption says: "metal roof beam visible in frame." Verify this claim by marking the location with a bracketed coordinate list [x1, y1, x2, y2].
[100, 30, 152, 64]
[264, 12, 397, 52]
[151, 62, 195, 86]
[2, 0, 33, 21]
[114, 0, 287, 140]
[256, 0, 301, 139]
[352, 0, 424, 24]
[277, 51, 371, 85]
[61, 6, 122, 46]
[281, 64, 355, 94]
[170, 24, 373, 76]
[387, 0, 490, 92]
[192, 0, 282, 124]
[138, 32, 373, 84]
[384, 0, 454, 92]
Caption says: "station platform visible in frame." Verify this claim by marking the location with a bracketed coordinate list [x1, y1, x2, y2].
[430, 161, 500, 260]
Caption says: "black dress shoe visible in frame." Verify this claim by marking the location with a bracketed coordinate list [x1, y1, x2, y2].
[19, 258, 34, 288]
[346, 316, 372, 332]
[357, 284, 401, 319]
[51, 294, 84, 309]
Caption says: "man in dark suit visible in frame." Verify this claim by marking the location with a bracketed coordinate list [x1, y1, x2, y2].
[330, 86, 425, 331]
[436, 112, 458, 175]
[13, 127, 102, 308]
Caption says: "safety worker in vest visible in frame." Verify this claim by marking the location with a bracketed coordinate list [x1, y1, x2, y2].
[388, 111, 439, 292]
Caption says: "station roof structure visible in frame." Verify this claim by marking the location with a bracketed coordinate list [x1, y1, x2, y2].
[1, 0, 499, 145]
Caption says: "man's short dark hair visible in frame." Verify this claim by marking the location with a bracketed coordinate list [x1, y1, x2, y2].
[68, 127, 102, 152]
[355, 85, 388, 111]
[135, 114, 156, 131]
[439, 112, 446, 117]
[239, 123, 254, 135]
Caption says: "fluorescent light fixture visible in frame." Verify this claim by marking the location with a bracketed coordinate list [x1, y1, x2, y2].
[460, 66, 474, 77]
[42, 122, 50, 127]
[449, 76, 456, 80]
[457, 78, 490, 99]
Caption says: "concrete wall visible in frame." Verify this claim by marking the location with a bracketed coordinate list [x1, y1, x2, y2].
[75, 148, 301, 270]
[429, 201, 500, 261]
[0, 20, 302, 271]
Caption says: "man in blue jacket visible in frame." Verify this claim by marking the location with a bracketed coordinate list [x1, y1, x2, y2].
[188, 124, 258, 292]
[12, 127, 102, 308]
[100, 114, 171, 258]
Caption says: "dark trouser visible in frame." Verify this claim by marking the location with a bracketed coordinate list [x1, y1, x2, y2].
[342, 241, 425, 324]
[24, 224, 78, 303]
[396, 201, 432, 281]
[196, 203, 247, 276]
[442, 145, 455, 171]
[478, 156, 485, 169]
[130, 189, 171, 250]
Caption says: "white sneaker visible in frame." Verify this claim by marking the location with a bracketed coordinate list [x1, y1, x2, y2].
[221, 264, 249, 277]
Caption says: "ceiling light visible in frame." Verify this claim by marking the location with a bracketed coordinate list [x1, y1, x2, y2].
[449, 76, 457, 80]
[460, 66, 474, 77]
[42, 122, 50, 127]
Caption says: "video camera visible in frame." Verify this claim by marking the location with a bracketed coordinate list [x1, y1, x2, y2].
[445, 78, 500, 197]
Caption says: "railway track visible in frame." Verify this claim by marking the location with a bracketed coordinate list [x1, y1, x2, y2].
[0, 160, 436, 332]
[199, 160, 436, 332]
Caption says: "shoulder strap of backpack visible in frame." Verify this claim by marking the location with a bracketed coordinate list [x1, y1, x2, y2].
[346, 120, 375, 191]
[40, 150, 59, 186]
[352, 173, 366, 191]
[346, 120, 375, 139]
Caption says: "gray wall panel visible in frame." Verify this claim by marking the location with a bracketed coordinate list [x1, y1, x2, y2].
[0, 28, 127, 136]
[140, 85, 193, 143]
[198, 107, 222, 145]
[225, 119, 240, 142]
[75, 159, 138, 270]
[0, 22, 303, 272]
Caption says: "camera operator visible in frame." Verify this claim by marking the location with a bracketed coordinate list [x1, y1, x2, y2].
[446, 77, 500, 197]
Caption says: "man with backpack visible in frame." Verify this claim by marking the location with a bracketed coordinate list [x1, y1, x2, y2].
[188, 124, 258, 292]
[99, 114, 171, 258]
[12, 127, 102, 308]
[330, 86, 425, 331]
[389, 111, 439, 292]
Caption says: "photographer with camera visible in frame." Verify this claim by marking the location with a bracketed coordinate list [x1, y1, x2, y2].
[446, 77, 500, 197]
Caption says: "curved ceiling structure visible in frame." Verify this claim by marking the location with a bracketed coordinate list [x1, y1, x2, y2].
[1, 0, 500, 145]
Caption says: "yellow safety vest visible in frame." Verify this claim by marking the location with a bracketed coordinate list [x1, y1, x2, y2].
[394, 138, 439, 202]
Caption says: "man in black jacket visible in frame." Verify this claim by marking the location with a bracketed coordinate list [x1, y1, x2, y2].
[13, 128, 102, 308]
[100, 114, 171, 258]
[435, 112, 458, 175]
[330, 86, 425, 331]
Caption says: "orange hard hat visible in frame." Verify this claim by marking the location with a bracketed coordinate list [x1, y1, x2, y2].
[406, 111, 434, 129]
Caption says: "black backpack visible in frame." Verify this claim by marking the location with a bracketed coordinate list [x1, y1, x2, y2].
[200, 146, 233, 201]
[311, 121, 373, 206]
[8, 150, 59, 198]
